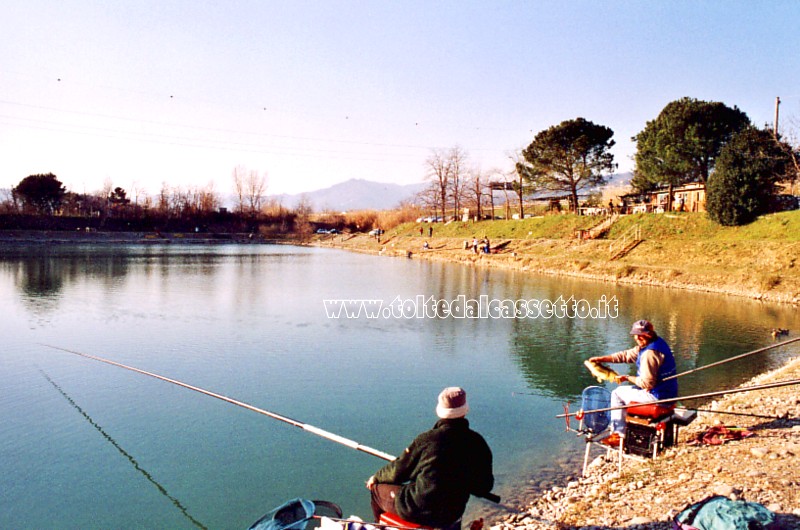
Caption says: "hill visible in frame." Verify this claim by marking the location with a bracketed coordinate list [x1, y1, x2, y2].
[266, 172, 632, 212]
[268, 179, 427, 212]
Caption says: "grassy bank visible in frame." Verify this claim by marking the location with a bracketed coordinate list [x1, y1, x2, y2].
[318, 210, 800, 304]
[389, 210, 800, 241]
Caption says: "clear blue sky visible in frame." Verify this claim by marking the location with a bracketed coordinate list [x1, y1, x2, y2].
[2, 1, 798, 198]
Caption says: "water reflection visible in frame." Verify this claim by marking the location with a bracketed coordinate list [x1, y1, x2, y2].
[17, 258, 65, 298]
[510, 317, 615, 399]
[410, 259, 797, 401]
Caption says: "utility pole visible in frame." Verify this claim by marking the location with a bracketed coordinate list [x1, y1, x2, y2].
[774, 96, 781, 138]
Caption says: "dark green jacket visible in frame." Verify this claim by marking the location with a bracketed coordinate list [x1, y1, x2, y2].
[373, 418, 494, 527]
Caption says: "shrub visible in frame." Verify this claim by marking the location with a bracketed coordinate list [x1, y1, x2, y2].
[706, 127, 791, 226]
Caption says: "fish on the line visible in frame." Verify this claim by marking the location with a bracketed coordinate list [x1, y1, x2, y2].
[583, 359, 621, 384]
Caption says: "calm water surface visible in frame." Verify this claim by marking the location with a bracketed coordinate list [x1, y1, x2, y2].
[1, 244, 797, 529]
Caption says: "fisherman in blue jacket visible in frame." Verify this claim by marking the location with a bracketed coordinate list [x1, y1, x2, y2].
[588, 320, 678, 447]
[366, 387, 494, 528]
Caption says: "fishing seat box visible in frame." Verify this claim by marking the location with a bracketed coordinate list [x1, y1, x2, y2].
[623, 404, 696, 458]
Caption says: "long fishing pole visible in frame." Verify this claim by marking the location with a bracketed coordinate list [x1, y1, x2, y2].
[42, 344, 395, 462]
[682, 408, 788, 420]
[43, 344, 502, 503]
[663, 336, 800, 381]
[555, 377, 800, 418]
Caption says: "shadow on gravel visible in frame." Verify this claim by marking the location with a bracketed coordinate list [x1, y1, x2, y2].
[749, 416, 800, 431]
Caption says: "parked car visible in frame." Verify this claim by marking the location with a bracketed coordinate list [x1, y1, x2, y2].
[368, 228, 384, 236]
[315, 228, 329, 234]
[328, 228, 340, 234]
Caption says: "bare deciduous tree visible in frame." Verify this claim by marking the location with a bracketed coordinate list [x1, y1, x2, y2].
[130, 181, 146, 208]
[232, 165, 268, 215]
[448, 146, 468, 219]
[426, 149, 450, 221]
[232, 165, 246, 214]
[463, 167, 487, 220]
[425, 146, 469, 221]
[196, 182, 220, 214]
[246, 170, 267, 215]
[158, 182, 170, 216]
[414, 183, 441, 219]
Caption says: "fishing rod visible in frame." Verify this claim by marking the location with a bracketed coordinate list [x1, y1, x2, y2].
[663, 336, 800, 382]
[555, 377, 800, 418]
[43, 344, 501, 504]
[42, 344, 395, 462]
[682, 408, 788, 420]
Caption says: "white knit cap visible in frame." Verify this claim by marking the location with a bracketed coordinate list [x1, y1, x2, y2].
[435, 387, 469, 419]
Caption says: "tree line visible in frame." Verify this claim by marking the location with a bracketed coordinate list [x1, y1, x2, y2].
[4, 97, 799, 230]
[418, 97, 799, 226]
[0, 167, 301, 234]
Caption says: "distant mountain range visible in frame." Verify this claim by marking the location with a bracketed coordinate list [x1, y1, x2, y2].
[263, 173, 632, 212]
[603, 172, 633, 190]
[267, 179, 428, 212]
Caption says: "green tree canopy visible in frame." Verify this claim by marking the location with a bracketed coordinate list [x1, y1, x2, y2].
[632, 97, 751, 191]
[109, 187, 130, 205]
[706, 127, 791, 226]
[519, 117, 615, 211]
[12, 173, 66, 215]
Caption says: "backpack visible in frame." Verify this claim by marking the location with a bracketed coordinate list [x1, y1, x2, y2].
[672, 495, 776, 530]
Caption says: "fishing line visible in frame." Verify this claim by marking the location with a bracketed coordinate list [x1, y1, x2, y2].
[39, 368, 207, 530]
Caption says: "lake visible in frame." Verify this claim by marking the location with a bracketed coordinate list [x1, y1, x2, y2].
[1, 244, 797, 529]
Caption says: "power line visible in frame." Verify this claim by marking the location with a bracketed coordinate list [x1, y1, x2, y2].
[0, 114, 427, 162]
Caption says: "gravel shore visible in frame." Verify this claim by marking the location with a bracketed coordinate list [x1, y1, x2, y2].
[484, 351, 800, 529]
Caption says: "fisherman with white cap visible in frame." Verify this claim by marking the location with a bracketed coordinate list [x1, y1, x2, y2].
[366, 387, 494, 529]
[588, 320, 678, 447]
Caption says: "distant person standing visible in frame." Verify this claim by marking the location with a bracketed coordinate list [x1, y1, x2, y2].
[428, 226, 433, 238]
